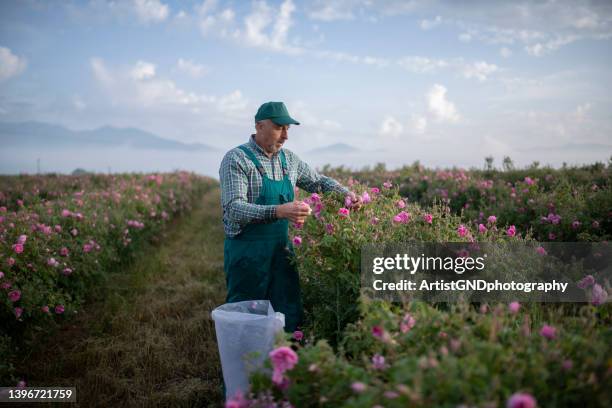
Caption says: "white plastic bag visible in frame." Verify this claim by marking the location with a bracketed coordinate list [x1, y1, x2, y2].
[211, 300, 285, 400]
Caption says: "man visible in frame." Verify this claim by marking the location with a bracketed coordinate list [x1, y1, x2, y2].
[219, 101, 362, 332]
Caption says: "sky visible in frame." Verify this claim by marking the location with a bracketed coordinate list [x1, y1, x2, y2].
[1, 0, 611, 176]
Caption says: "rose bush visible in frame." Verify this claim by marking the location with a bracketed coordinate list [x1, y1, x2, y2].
[246, 298, 610, 407]
[0, 171, 215, 383]
[238, 172, 610, 407]
[321, 160, 611, 242]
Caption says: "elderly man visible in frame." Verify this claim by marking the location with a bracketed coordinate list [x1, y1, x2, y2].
[219, 101, 361, 332]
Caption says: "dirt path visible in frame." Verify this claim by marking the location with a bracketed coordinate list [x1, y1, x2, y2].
[19, 186, 226, 407]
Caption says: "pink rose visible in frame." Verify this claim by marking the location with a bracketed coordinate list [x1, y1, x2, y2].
[351, 382, 367, 393]
[372, 354, 385, 370]
[507, 392, 537, 408]
[540, 324, 556, 340]
[8, 290, 21, 302]
[400, 313, 416, 333]
[293, 330, 304, 341]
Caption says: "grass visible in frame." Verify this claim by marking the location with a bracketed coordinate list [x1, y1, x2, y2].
[18, 185, 226, 407]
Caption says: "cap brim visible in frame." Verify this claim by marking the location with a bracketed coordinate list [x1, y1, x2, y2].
[271, 116, 300, 126]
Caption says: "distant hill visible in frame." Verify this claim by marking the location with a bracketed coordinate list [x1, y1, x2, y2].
[307, 143, 360, 155]
[0, 121, 218, 152]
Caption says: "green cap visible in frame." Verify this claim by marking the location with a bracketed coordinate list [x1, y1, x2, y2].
[255, 101, 300, 126]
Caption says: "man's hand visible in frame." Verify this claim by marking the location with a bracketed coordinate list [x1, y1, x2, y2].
[276, 201, 312, 224]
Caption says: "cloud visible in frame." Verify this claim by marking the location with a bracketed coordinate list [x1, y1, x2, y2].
[397, 57, 499, 81]
[242, 0, 301, 54]
[420, 15, 442, 30]
[499, 47, 512, 58]
[90, 57, 113, 85]
[132, 0, 169, 23]
[461, 61, 498, 82]
[217, 90, 248, 114]
[525, 34, 579, 57]
[426, 84, 460, 123]
[304, 1, 612, 57]
[0, 46, 27, 81]
[379, 116, 404, 138]
[307, 0, 358, 21]
[130, 60, 156, 80]
[89, 57, 249, 119]
[397, 56, 448, 73]
[289, 101, 343, 132]
[196, 0, 237, 37]
[176, 58, 210, 78]
[458, 32, 472, 42]
[410, 115, 428, 134]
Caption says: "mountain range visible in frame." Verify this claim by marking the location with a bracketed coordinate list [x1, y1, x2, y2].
[0, 121, 218, 152]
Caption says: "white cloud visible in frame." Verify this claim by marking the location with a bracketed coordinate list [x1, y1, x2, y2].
[499, 47, 512, 58]
[461, 61, 498, 82]
[362, 55, 390, 68]
[397, 56, 448, 73]
[194, 0, 236, 37]
[196, 0, 218, 16]
[525, 34, 579, 57]
[410, 115, 427, 134]
[420, 15, 442, 30]
[0, 46, 27, 81]
[90, 57, 113, 85]
[307, 0, 356, 21]
[220, 8, 235, 22]
[242, 0, 302, 54]
[427, 84, 460, 123]
[289, 101, 343, 133]
[312, 50, 360, 63]
[132, 0, 169, 23]
[217, 90, 248, 114]
[176, 58, 210, 78]
[380, 116, 404, 138]
[89, 57, 249, 119]
[130, 61, 156, 80]
[458, 32, 472, 42]
[397, 57, 499, 81]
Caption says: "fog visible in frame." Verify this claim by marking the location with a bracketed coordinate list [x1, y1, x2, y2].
[1, 146, 609, 180]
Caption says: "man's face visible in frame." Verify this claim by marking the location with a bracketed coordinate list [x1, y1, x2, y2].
[255, 119, 290, 155]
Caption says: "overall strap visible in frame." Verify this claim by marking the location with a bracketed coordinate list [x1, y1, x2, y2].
[280, 150, 288, 177]
[238, 145, 265, 177]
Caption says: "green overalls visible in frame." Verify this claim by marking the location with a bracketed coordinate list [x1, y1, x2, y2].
[223, 145, 304, 333]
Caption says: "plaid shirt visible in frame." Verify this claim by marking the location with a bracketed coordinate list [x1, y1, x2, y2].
[219, 134, 350, 238]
